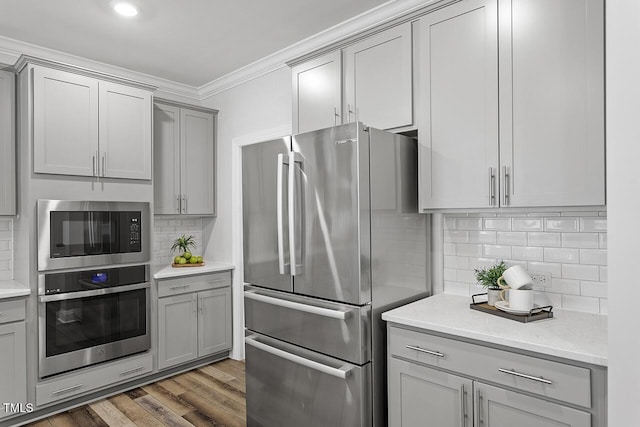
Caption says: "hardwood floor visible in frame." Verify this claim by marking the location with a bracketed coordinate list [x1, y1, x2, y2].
[25, 359, 246, 427]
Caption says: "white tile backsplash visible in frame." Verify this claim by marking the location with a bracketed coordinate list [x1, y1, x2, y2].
[442, 212, 608, 314]
[0, 219, 12, 280]
[153, 216, 204, 265]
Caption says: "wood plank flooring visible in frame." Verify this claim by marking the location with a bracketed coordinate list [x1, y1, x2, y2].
[25, 359, 246, 427]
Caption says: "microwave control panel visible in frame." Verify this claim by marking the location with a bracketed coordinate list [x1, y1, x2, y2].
[129, 216, 141, 250]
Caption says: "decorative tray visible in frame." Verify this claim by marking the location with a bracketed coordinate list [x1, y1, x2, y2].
[171, 262, 205, 268]
[470, 293, 553, 323]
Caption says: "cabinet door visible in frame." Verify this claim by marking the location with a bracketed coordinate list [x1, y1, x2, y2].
[33, 66, 99, 177]
[158, 293, 198, 370]
[198, 288, 232, 357]
[476, 382, 590, 427]
[99, 81, 152, 180]
[292, 50, 342, 134]
[418, 0, 499, 209]
[388, 358, 472, 427]
[153, 103, 182, 214]
[343, 22, 413, 130]
[181, 108, 216, 215]
[498, 0, 604, 207]
[0, 322, 26, 418]
[0, 71, 15, 216]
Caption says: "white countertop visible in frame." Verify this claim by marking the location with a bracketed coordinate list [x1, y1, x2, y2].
[153, 261, 235, 280]
[0, 280, 31, 299]
[382, 293, 608, 367]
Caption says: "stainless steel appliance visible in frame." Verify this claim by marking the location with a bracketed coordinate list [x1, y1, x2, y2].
[242, 122, 429, 426]
[38, 264, 151, 378]
[37, 200, 150, 271]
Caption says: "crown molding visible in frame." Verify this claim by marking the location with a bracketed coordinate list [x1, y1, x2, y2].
[198, 0, 446, 99]
[0, 35, 200, 100]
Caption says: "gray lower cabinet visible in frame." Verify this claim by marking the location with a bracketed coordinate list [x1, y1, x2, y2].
[388, 325, 605, 427]
[0, 300, 27, 419]
[157, 272, 232, 370]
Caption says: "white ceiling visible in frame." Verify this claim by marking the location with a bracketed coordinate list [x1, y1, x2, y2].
[0, 0, 390, 87]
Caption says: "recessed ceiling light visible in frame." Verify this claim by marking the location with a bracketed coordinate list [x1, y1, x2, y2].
[113, 2, 138, 17]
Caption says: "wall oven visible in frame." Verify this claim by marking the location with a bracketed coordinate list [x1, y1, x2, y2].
[38, 264, 151, 378]
[37, 200, 150, 271]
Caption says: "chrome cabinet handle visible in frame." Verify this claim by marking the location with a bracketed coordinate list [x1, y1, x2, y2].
[176, 195, 181, 213]
[476, 388, 483, 426]
[503, 166, 510, 206]
[405, 345, 445, 358]
[276, 153, 290, 275]
[498, 368, 552, 384]
[460, 384, 466, 426]
[182, 195, 187, 214]
[92, 154, 97, 177]
[245, 336, 353, 379]
[347, 104, 354, 122]
[169, 284, 190, 291]
[244, 290, 351, 320]
[52, 384, 83, 396]
[102, 153, 106, 177]
[488, 167, 495, 206]
[334, 107, 340, 125]
[120, 366, 144, 377]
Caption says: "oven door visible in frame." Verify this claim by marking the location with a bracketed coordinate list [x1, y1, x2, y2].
[245, 332, 371, 427]
[38, 200, 150, 271]
[38, 282, 150, 378]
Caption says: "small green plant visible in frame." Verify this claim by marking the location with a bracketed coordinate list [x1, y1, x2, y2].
[474, 261, 507, 289]
[171, 234, 197, 256]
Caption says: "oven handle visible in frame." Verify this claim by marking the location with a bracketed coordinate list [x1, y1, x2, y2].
[245, 336, 353, 379]
[39, 282, 151, 303]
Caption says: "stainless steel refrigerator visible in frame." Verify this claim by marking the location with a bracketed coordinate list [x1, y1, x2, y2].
[242, 122, 429, 427]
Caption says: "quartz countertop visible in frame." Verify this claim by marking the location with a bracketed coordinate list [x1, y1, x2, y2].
[382, 293, 608, 366]
[153, 261, 235, 280]
[0, 280, 31, 299]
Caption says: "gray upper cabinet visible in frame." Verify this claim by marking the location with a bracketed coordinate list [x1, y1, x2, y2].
[498, 0, 604, 207]
[0, 70, 15, 216]
[418, 0, 499, 209]
[343, 23, 413, 130]
[30, 63, 153, 180]
[153, 101, 217, 216]
[292, 51, 342, 134]
[419, 0, 605, 210]
[292, 21, 414, 134]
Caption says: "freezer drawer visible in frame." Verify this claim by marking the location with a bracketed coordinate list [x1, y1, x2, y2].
[244, 286, 371, 364]
[246, 333, 371, 427]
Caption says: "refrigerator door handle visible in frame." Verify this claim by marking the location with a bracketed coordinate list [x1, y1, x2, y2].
[276, 153, 290, 275]
[288, 151, 304, 275]
[245, 336, 353, 379]
[244, 290, 352, 320]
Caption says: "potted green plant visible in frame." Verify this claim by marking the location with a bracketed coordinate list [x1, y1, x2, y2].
[474, 261, 508, 306]
[170, 234, 203, 266]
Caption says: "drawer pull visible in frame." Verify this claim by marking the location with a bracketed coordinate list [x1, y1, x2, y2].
[120, 366, 144, 377]
[207, 279, 226, 284]
[498, 368, 553, 385]
[406, 345, 445, 358]
[52, 384, 83, 396]
[169, 284, 190, 291]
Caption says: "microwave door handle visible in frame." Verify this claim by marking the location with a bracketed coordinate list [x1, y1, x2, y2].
[276, 154, 290, 275]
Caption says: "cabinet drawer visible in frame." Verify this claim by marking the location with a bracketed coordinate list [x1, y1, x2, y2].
[36, 353, 152, 406]
[157, 271, 230, 297]
[389, 326, 591, 408]
[0, 299, 26, 324]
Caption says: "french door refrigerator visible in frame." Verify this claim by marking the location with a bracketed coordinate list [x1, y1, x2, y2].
[242, 122, 429, 427]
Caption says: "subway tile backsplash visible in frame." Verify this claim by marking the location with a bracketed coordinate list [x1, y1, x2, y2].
[0, 219, 12, 280]
[153, 216, 204, 266]
[442, 212, 608, 314]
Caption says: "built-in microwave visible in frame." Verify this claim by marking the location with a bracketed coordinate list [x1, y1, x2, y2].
[37, 200, 150, 271]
